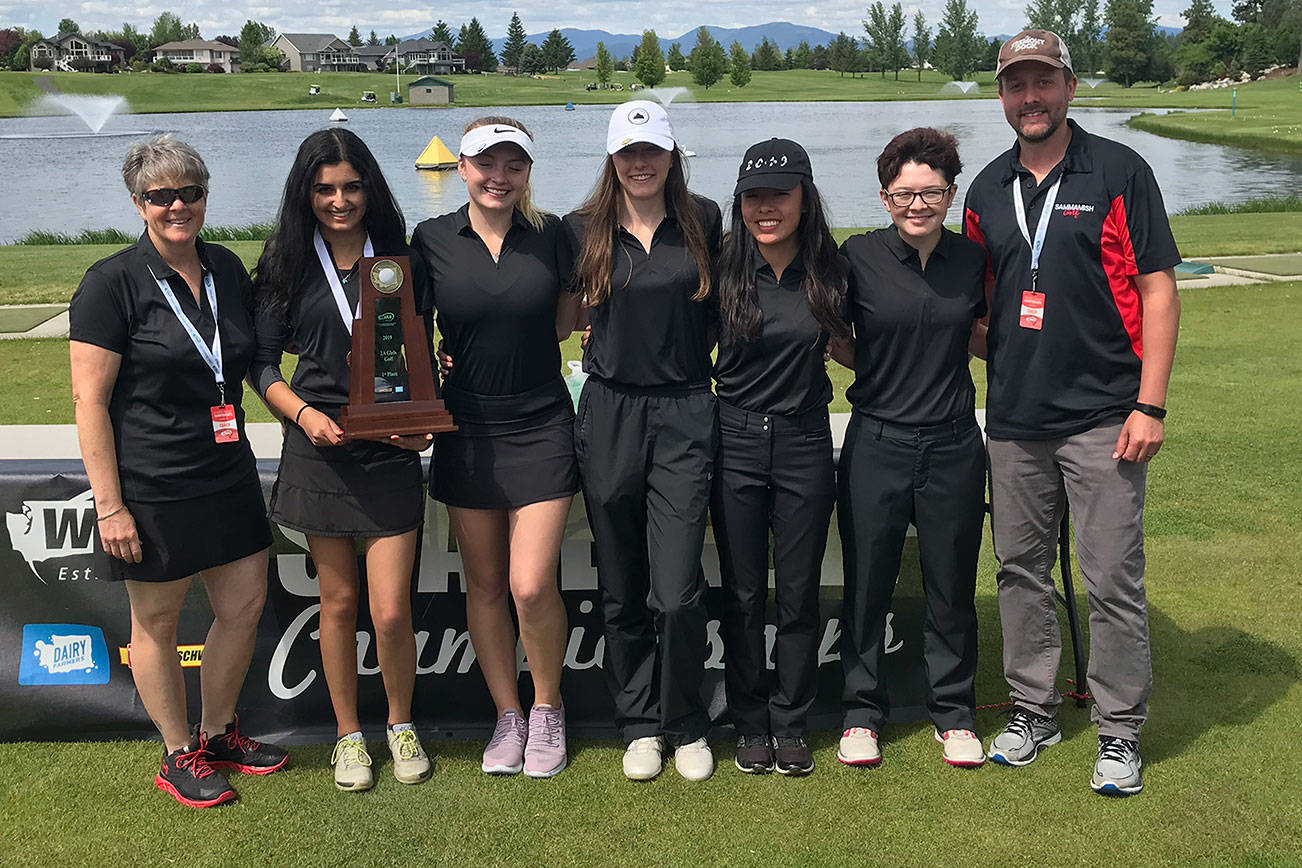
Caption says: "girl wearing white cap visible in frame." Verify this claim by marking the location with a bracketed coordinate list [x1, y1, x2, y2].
[564, 100, 723, 781]
[410, 116, 580, 779]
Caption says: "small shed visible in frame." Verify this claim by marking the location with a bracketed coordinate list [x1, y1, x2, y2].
[407, 76, 455, 106]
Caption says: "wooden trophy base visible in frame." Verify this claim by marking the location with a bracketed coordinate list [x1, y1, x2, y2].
[338, 399, 457, 443]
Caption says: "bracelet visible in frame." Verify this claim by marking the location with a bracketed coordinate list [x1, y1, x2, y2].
[1132, 402, 1167, 420]
[294, 404, 311, 425]
[96, 504, 126, 523]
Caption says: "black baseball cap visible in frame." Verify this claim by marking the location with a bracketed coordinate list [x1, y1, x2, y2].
[734, 138, 813, 196]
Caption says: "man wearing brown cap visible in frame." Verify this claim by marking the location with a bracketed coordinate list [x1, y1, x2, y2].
[962, 29, 1181, 795]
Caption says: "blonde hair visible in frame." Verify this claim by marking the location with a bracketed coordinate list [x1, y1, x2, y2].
[462, 116, 547, 231]
[122, 134, 209, 197]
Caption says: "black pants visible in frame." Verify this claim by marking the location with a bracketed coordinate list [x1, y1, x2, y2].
[710, 401, 834, 737]
[838, 411, 985, 732]
[575, 378, 716, 746]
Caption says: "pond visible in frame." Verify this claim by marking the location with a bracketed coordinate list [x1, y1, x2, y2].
[2, 99, 1300, 242]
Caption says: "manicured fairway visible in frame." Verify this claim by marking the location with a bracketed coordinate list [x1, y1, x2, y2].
[2, 280, 1300, 865]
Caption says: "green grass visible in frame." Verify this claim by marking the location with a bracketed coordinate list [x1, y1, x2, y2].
[2, 68, 1297, 117]
[1205, 254, 1302, 275]
[1175, 195, 1302, 216]
[0, 305, 62, 332]
[15, 223, 273, 245]
[2, 281, 1301, 864]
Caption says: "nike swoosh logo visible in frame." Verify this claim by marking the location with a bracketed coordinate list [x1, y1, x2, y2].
[493, 126, 515, 134]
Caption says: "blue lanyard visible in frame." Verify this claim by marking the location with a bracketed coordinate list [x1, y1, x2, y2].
[1011, 174, 1062, 293]
[150, 265, 225, 405]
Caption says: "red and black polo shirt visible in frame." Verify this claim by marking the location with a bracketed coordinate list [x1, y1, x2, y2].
[963, 118, 1181, 440]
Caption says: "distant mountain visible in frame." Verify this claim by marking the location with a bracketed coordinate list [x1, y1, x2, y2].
[401, 21, 839, 63]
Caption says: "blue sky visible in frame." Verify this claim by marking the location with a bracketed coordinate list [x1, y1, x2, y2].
[3, 0, 1232, 42]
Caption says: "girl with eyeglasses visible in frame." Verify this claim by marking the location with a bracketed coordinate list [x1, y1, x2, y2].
[250, 128, 434, 793]
[710, 138, 847, 776]
[69, 135, 286, 808]
[834, 127, 990, 770]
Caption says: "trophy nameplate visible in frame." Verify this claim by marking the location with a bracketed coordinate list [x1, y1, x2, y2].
[338, 255, 456, 442]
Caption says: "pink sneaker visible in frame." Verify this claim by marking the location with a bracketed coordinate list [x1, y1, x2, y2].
[524, 704, 568, 778]
[482, 710, 527, 774]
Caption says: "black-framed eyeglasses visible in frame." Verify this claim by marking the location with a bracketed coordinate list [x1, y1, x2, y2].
[882, 185, 953, 208]
[141, 185, 206, 207]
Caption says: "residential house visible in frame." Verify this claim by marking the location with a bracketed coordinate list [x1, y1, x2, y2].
[29, 32, 126, 72]
[355, 44, 390, 71]
[152, 39, 241, 72]
[385, 39, 465, 75]
[271, 33, 361, 72]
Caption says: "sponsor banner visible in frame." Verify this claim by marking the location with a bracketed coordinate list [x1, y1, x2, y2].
[1, 460, 930, 743]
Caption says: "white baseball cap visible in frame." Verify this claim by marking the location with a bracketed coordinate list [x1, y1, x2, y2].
[606, 100, 676, 155]
[459, 123, 535, 161]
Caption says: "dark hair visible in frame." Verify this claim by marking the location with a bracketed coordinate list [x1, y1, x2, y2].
[876, 127, 963, 188]
[254, 128, 407, 317]
[573, 148, 711, 306]
[716, 177, 848, 346]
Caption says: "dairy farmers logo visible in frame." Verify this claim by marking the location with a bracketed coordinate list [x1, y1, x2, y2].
[19, 624, 110, 685]
[4, 488, 102, 583]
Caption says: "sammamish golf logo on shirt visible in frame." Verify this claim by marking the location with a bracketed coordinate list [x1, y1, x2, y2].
[1054, 202, 1097, 219]
[19, 624, 110, 685]
[4, 488, 102, 583]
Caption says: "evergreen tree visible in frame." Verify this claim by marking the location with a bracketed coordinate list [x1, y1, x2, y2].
[790, 40, 814, 69]
[1104, 0, 1157, 85]
[1240, 22, 1273, 73]
[519, 43, 546, 75]
[912, 12, 933, 80]
[237, 20, 276, 70]
[1025, 0, 1077, 35]
[932, 0, 983, 80]
[58, 18, 79, 35]
[149, 12, 194, 47]
[729, 40, 752, 86]
[1232, 0, 1263, 24]
[828, 32, 860, 76]
[751, 37, 783, 70]
[810, 44, 831, 69]
[634, 30, 666, 86]
[864, 1, 910, 79]
[347, 26, 362, 47]
[1076, 0, 1104, 74]
[457, 18, 497, 71]
[368, 30, 379, 46]
[502, 12, 528, 71]
[431, 21, 456, 47]
[540, 29, 575, 73]
[689, 27, 727, 88]
[384, 34, 399, 46]
[1181, 0, 1219, 44]
[595, 41, 613, 84]
[667, 42, 687, 70]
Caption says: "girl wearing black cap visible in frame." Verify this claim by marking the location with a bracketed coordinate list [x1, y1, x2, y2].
[564, 100, 722, 782]
[410, 116, 580, 779]
[834, 127, 988, 770]
[712, 138, 848, 776]
[251, 128, 434, 792]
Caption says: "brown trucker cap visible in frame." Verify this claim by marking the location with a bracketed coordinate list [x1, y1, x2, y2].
[995, 29, 1074, 78]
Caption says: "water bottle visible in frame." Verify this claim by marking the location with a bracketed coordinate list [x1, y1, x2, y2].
[564, 360, 587, 411]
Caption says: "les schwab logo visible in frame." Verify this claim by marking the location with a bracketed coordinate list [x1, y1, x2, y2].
[4, 488, 102, 583]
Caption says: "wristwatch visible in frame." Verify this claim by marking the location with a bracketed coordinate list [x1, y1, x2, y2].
[1132, 402, 1167, 420]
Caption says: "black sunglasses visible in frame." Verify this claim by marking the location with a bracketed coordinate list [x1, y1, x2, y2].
[141, 185, 206, 207]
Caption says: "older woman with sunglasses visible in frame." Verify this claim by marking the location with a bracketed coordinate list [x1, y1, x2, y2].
[834, 128, 989, 770]
[70, 135, 285, 809]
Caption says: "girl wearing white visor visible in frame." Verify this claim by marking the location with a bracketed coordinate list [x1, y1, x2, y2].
[411, 117, 581, 778]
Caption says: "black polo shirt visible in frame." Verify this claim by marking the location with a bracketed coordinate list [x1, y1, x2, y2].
[562, 194, 723, 388]
[69, 232, 258, 501]
[963, 118, 1181, 440]
[411, 206, 571, 398]
[251, 239, 427, 407]
[840, 227, 987, 426]
[713, 259, 832, 415]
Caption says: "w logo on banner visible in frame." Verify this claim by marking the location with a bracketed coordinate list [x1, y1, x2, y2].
[5, 488, 98, 583]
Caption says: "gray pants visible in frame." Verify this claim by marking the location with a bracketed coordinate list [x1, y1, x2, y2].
[988, 419, 1152, 742]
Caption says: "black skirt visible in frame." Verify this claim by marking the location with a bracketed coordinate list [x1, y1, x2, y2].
[431, 381, 578, 510]
[102, 470, 272, 583]
[270, 406, 424, 538]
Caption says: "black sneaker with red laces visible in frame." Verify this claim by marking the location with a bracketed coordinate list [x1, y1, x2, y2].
[155, 738, 237, 808]
[197, 716, 289, 775]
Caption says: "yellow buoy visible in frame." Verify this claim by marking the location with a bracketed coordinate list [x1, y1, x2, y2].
[415, 135, 458, 170]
